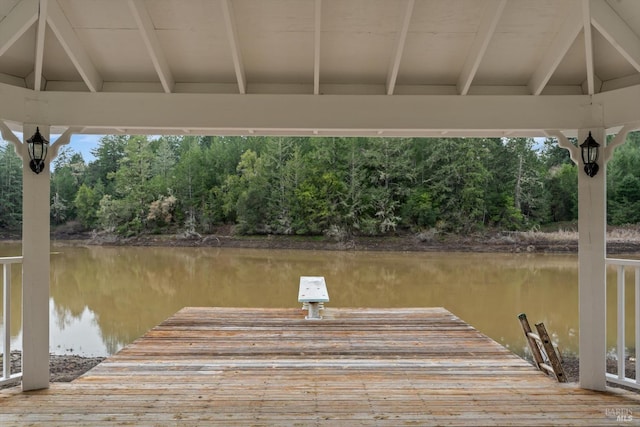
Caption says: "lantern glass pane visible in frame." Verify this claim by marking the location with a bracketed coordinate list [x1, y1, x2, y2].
[32, 143, 43, 159]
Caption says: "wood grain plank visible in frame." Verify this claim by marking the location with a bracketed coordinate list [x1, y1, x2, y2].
[1, 307, 639, 426]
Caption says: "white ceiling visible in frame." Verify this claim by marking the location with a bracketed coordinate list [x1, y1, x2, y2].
[1, 0, 640, 137]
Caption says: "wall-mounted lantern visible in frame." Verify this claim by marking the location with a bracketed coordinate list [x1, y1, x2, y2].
[579, 131, 600, 177]
[26, 127, 49, 174]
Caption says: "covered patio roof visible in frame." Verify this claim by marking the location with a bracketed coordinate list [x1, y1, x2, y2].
[0, 0, 640, 137]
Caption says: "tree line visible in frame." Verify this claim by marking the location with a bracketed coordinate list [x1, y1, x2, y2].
[1, 133, 639, 237]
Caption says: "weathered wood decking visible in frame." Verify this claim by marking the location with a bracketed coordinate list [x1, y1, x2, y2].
[2, 307, 639, 426]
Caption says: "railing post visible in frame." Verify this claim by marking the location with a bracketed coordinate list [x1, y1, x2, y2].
[1, 256, 22, 386]
[617, 265, 625, 380]
[604, 258, 640, 390]
[636, 267, 640, 386]
[3, 263, 10, 380]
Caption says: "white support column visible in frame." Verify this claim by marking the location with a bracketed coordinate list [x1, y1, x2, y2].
[20, 123, 50, 391]
[577, 127, 607, 391]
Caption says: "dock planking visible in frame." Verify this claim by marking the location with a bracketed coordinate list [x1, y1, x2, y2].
[2, 307, 640, 426]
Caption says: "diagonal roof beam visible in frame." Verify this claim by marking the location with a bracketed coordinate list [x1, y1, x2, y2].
[47, 0, 102, 92]
[33, 0, 47, 91]
[386, 0, 414, 95]
[313, 0, 321, 95]
[221, 0, 246, 94]
[590, 0, 640, 73]
[128, 0, 174, 93]
[0, 0, 38, 57]
[528, 11, 582, 95]
[457, 0, 506, 95]
[582, 0, 595, 95]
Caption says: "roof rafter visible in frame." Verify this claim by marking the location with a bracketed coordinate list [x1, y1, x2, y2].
[47, 1, 103, 92]
[582, 0, 595, 95]
[47, 0, 102, 92]
[386, 0, 414, 96]
[528, 11, 582, 95]
[590, 0, 640, 73]
[0, 0, 38, 57]
[33, 0, 47, 91]
[221, 0, 246, 94]
[313, 0, 321, 95]
[457, 0, 506, 96]
[128, 0, 174, 93]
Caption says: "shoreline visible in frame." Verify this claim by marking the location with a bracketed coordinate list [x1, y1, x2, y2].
[66, 230, 582, 253]
[2, 226, 640, 254]
[1, 352, 105, 388]
[41, 230, 640, 254]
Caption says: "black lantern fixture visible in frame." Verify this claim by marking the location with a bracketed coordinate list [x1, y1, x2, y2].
[579, 131, 600, 177]
[26, 127, 49, 174]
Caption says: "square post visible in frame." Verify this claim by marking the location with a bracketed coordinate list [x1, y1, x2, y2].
[20, 123, 50, 391]
[577, 127, 607, 391]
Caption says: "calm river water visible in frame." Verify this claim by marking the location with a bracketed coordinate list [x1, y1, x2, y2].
[0, 242, 637, 358]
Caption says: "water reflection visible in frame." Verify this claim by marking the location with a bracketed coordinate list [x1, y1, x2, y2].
[0, 242, 636, 358]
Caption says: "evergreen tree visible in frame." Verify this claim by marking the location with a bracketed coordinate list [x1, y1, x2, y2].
[223, 149, 269, 234]
[85, 135, 127, 193]
[0, 143, 23, 230]
[6, 132, 640, 237]
[51, 147, 85, 222]
[421, 138, 490, 232]
[362, 138, 415, 233]
[171, 137, 209, 233]
[608, 131, 640, 225]
[487, 138, 546, 228]
[74, 182, 103, 228]
[546, 163, 577, 222]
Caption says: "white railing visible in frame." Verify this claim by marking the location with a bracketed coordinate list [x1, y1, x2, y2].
[605, 257, 640, 390]
[0, 256, 22, 386]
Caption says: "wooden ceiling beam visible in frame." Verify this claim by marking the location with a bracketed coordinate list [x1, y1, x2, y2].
[582, 0, 596, 95]
[128, 0, 175, 93]
[590, 0, 640, 73]
[386, 0, 414, 96]
[314, 0, 322, 95]
[457, 0, 506, 95]
[528, 11, 582, 95]
[0, 0, 38, 57]
[33, 0, 47, 91]
[221, 0, 246, 95]
[47, 0, 103, 92]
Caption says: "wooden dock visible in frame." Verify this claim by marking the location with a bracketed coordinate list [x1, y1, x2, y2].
[2, 307, 639, 426]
